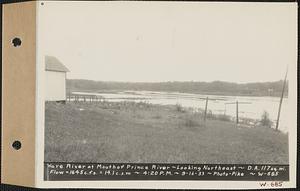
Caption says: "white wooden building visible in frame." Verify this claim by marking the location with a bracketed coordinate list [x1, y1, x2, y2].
[45, 56, 70, 102]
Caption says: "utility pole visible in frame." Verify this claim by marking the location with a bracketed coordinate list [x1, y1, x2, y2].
[276, 68, 288, 131]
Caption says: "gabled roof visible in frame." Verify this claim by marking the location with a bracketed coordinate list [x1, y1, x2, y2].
[45, 56, 70, 72]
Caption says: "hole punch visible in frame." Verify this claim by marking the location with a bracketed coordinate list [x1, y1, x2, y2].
[12, 37, 22, 47]
[12, 140, 22, 150]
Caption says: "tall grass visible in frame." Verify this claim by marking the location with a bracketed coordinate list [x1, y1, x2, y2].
[205, 110, 232, 122]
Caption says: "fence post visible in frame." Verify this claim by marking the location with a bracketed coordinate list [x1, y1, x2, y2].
[204, 97, 208, 122]
[236, 100, 239, 125]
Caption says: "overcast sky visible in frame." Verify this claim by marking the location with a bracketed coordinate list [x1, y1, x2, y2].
[39, 1, 297, 83]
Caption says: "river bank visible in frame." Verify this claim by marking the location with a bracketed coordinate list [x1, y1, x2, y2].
[45, 101, 288, 164]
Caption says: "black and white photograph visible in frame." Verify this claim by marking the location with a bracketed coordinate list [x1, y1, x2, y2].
[38, 1, 296, 185]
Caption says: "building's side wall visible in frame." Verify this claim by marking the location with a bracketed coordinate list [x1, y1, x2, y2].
[45, 71, 66, 101]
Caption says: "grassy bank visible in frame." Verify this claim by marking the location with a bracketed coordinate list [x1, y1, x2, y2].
[45, 101, 288, 164]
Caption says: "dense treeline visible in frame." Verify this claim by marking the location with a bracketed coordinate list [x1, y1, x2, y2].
[66, 79, 288, 97]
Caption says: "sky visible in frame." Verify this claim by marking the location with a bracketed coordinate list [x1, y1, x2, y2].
[38, 1, 297, 83]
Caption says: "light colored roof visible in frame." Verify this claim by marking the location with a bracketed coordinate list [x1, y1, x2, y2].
[45, 56, 70, 72]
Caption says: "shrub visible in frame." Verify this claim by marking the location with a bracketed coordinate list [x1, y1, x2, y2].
[175, 103, 185, 112]
[260, 111, 273, 128]
[216, 114, 232, 122]
[205, 110, 214, 119]
[152, 114, 162, 119]
[184, 115, 201, 127]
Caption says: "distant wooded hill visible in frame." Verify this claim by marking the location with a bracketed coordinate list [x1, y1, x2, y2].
[66, 79, 288, 97]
